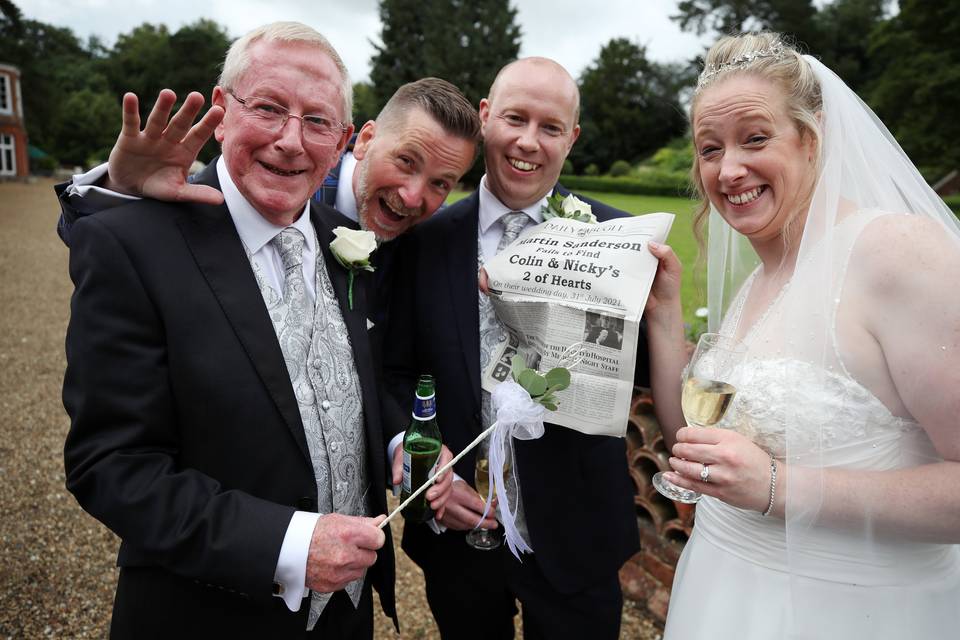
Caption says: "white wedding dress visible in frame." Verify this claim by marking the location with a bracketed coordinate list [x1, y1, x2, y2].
[663, 211, 960, 639]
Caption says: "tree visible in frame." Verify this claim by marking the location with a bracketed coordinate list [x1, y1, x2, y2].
[671, 0, 890, 94]
[572, 39, 687, 173]
[369, 0, 521, 185]
[865, 0, 960, 179]
[0, 13, 105, 160]
[352, 81, 379, 127]
[812, 0, 889, 92]
[369, 0, 521, 109]
[168, 19, 232, 98]
[49, 88, 122, 165]
[102, 24, 174, 109]
[672, 0, 822, 50]
[0, 0, 23, 34]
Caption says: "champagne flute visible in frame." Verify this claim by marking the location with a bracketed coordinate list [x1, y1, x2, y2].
[466, 439, 501, 550]
[652, 332, 746, 504]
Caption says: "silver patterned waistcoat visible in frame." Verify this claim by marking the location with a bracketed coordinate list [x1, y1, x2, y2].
[253, 227, 369, 628]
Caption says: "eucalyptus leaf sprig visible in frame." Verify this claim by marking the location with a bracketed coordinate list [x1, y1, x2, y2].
[510, 355, 571, 412]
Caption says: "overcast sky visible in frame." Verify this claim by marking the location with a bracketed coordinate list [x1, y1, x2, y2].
[19, 0, 711, 83]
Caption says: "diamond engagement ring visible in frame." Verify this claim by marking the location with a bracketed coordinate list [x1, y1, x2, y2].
[700, 464, 711, 483]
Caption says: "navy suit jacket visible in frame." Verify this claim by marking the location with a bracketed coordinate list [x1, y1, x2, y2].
[62, 163, 396, 636]
[382, 185, 646, 594]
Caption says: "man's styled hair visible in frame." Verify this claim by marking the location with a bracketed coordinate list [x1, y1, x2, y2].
[377, 77, 481, 145]
[219, 21, 353, 121]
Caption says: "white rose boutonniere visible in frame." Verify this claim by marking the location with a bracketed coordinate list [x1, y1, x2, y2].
[329, 226, 377, 310]
[540, 193, 597, 224]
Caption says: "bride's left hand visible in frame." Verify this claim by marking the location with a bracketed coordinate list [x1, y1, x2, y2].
[662, 426, 774, 513]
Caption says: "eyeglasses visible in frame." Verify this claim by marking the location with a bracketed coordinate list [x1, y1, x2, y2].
[227, 92, 348, 146]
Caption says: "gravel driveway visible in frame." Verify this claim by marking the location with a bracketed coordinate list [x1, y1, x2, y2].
[0, 178, 660, 639]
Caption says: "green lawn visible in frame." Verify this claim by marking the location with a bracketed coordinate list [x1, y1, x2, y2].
[448, 190, 707, 324]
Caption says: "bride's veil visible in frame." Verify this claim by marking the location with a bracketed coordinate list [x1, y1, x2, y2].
[704, 38, 960, 635]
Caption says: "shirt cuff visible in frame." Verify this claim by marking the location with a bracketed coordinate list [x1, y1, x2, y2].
[387, 432, 404, 496]
[66, 162, 141, 206]
[273, 510, 320, 611]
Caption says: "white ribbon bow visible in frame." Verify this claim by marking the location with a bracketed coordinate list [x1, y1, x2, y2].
[479, 380, 545, 559]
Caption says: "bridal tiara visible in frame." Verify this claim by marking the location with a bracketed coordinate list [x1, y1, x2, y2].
[696, 41, 787, 91]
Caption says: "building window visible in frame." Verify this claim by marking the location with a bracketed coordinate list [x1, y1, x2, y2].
[0, 134, 15, 175]
[0, 75, 11, 115]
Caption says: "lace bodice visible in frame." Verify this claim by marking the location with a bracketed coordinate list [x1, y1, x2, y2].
[724, 358, 921, 461]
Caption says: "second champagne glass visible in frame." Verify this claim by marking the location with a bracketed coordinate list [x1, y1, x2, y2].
[465, 439, 501, 550]
[652, 332, 746, 504]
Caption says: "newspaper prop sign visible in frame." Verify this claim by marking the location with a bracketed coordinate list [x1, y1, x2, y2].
[482, 213, 674, 437]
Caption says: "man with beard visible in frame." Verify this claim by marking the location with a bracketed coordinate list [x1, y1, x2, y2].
[382, 57, 648, 639]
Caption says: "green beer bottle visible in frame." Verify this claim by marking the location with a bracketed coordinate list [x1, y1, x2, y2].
[401, 375, 442, 523]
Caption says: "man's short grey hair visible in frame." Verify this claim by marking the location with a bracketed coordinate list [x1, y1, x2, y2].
[219, 21, 353, 122]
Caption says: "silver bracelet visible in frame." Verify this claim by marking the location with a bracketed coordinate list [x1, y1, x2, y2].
[761, 455, 778, 517]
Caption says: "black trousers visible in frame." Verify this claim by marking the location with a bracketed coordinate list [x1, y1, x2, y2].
[418, 530, 622, 640]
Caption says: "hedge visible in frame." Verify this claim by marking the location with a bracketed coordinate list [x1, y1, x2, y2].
[559, 174, 960, 219]
[559, 173, 692, 198]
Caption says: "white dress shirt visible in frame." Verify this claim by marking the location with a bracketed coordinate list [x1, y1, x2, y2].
[477, 174, 547, 260]
[333, 151, 360, 224]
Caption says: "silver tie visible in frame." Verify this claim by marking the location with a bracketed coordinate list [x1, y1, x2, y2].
[272, 229, 315, 380]
[479, 211, 529, 382]
[478, 211, 532, 544]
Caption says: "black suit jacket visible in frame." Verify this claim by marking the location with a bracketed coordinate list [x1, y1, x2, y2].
[62, 164, 396, 636]
[382, 185, 646, 595]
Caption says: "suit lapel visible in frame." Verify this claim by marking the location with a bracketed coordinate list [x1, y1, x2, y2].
[443, 193, 483, 411]
[177, 164, 312, 465]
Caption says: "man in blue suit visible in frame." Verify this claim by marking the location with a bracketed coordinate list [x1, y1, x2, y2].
[382, 57, 648, 640]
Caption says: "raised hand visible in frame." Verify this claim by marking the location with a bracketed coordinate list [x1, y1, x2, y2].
[645, 241, 683, 321]
[105, 89, 225, 205]
[305, 513, 386, 593]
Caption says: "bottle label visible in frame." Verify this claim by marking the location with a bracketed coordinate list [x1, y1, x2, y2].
[402, 450, 412, 493]
[413, 393, 436, 420]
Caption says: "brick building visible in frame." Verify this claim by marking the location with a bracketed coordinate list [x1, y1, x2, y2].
[0, 64, 28, 178]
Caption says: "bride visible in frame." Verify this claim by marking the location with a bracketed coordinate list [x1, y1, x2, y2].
[645, 32, 960, 638]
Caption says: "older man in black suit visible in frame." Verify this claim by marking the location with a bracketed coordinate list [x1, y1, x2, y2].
[62, 22, 464, 638]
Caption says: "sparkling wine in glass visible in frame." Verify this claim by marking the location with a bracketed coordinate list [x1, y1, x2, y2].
[652, 332, 746, 504]
[466, 440, 501, 550]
